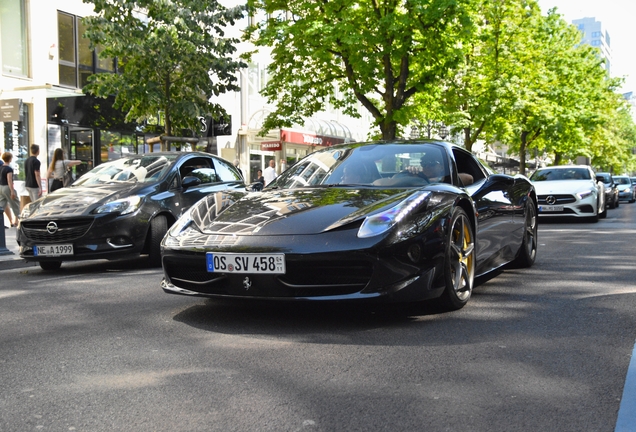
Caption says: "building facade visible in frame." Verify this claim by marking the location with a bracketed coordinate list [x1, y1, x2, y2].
[1, 0, 374, 191]
[573, 17, 612, 75]
[1, 0, 159, 192]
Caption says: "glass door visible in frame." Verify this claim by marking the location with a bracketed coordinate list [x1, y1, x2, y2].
[69, 128, 93, 178]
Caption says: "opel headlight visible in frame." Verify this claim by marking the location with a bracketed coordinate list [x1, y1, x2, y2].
[93, 195, 142, 215]
[358, 191, 431, 238]
[20, 202, 37, 219]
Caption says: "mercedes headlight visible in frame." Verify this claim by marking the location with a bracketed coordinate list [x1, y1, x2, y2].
[577, 190, 594, 200]
[93, 195, 142, 215]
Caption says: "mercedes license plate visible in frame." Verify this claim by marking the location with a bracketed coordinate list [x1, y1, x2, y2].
[539, 205, 564, 212]
[34, 244, 74, 256]
[206, 253, 286, 274]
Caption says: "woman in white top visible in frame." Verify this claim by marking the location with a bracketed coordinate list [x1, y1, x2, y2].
[47, 148, 82, 192]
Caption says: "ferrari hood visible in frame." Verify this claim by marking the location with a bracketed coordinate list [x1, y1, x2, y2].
[191, 187, 417, 236]
[24, 183, 148, 219]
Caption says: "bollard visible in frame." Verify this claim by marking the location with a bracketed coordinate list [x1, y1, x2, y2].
[1, 209, 15, 255]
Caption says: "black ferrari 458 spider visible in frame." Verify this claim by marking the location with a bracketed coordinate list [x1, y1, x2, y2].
[161, 140, 538, 310]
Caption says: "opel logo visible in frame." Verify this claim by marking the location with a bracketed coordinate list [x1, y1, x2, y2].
[46, 221, 58, 234]
[546, 196, 557, 205]
[243, 277, 252, 291]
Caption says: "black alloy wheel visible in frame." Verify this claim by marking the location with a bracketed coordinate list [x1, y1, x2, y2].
[511, 198, 538, 267]
[438, 207, 475, 311]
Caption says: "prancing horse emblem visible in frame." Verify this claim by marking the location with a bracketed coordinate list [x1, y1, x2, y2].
[243, 277, 252, 290]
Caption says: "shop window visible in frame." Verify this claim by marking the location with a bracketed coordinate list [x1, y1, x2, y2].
[1, 104, 30, 181]
[1, 0, 28, 77]
[102, 131, 137, 161]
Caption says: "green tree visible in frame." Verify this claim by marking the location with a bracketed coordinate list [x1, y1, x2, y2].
[244, 0, 478, 140]
[492, 9, 621, 175]
[82, 0, 246, 137]
[431, 0, 544, 152]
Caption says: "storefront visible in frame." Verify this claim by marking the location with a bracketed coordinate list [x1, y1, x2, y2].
[0, 99, 29, 184]
[245, 127, 353, 183]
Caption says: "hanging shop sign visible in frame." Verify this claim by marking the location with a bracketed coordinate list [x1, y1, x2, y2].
[280, 128, 349, 147]
[1, 99, 21, 122]
[261, 141, 282, 151]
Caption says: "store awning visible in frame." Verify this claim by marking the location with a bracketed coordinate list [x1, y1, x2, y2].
[280, 128, 353, 147]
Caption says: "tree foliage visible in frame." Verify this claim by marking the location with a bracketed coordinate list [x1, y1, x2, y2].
[245, 0, 478, 140]
[245, 0, 636, 172]
[82, 0, 246, 136]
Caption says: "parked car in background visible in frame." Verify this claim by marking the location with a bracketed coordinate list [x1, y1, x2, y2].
[530, 165, 606, 222]
[595, 172, 619, 209]
[614, 175, 636, 203]
[18, 152, 246, 270]
[161, 140, 538, 312]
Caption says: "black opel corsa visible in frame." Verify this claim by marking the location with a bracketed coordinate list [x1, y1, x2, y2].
[17, 151, 245, 270]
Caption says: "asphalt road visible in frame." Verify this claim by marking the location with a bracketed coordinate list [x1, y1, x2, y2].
[1, 203, 635, 432]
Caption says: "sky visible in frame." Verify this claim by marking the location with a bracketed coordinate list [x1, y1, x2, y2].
[537, 0, 636, 93]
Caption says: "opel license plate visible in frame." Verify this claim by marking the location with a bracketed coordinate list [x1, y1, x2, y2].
[206, 253, 286, 274]
[34, 244, 74, 256]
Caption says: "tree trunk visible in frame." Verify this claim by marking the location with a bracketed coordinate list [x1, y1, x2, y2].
[519, 131, 527, 176]
[380, 120, 398, 140]
[463, 127, 473, 152]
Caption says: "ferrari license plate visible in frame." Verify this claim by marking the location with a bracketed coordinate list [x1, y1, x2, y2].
[34, 244, 74, 256]
[539, 205, 564, 212]
[206, 253, 286, 274]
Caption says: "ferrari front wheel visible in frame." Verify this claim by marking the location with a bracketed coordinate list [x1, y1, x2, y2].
[439, 207, 475, 311]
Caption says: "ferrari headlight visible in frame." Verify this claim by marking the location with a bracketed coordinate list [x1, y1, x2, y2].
[358, 191, 431, 238]
[93, 195, 142, 215]
[577, 190, 594, 200]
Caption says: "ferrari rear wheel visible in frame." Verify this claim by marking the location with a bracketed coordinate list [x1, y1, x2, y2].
[439, 207, 475, 311]
[511, 198, 538, 267]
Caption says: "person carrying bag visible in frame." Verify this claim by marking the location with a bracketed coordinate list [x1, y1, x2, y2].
[47, 148, 83, 193]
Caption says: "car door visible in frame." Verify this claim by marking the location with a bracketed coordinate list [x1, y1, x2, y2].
[453, 148, 515, 274]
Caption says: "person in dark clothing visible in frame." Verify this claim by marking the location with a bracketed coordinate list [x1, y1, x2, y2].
[0, 152, 20, 227]
[24, 144, 42, 202]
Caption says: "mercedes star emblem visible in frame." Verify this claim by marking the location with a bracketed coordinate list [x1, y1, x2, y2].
[546, 196, 557, 205]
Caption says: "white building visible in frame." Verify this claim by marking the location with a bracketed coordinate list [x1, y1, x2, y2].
[1, 0, 373, 187]
[572, 17, 612, 75]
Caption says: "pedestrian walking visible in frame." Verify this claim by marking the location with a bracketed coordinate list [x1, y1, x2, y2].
[24, 144, 42, 203]
[0, 152, 21, 227]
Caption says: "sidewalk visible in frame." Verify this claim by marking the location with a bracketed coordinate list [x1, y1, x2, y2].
[0, 225, 36, 271]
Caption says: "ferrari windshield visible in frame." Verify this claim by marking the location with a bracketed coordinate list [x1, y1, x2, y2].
[273, 143, 451, 188]
[73, 154, 178, 186]
[530, 167, 591, 181]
